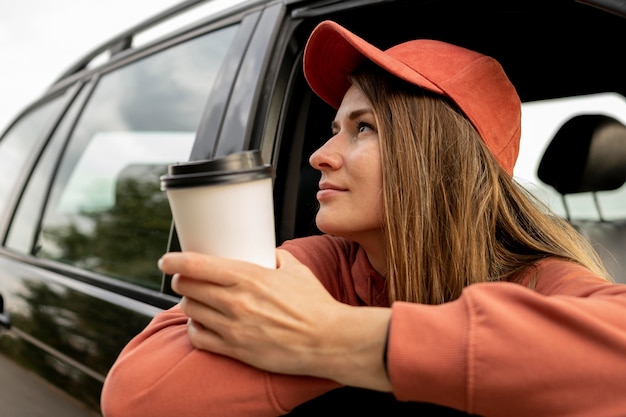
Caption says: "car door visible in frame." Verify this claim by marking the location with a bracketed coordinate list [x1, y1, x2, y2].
[0, 13, 253, 415]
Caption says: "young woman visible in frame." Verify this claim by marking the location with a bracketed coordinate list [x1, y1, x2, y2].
[101, 20, 626, 417]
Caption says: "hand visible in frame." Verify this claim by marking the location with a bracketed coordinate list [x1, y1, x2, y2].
[158, 250, 392, 391]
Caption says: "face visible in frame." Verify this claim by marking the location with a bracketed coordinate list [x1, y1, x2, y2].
[309, 85, 384, 246]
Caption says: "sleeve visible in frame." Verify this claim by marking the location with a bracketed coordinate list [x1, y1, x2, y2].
[386, 261, 626, 417]
[279, 235, 357, 302]
[101, 305, 340, 417]
[101, 236, 349, 417]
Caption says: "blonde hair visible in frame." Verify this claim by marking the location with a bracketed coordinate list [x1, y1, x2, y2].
[350, 64, 610, 304]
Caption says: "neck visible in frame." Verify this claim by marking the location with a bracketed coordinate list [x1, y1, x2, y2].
[357, 236, 387, 278]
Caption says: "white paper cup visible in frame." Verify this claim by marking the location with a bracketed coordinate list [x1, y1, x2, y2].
[160, 150, 276, 268]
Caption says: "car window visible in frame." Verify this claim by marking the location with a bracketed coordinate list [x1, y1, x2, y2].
[0, 95, 67, 223]
[5, 85, 91, 254]
[34, 24, 238, 290]
[515, 93, 626, 221]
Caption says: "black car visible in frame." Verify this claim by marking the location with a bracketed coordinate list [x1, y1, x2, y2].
[1, 0, 625, 415]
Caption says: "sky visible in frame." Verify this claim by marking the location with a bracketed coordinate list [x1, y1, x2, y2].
[0, 0, 182, 133]
[2, 0, 625, 187]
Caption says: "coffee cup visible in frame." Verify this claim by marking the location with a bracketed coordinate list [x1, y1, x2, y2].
[160, 150, 276, 268]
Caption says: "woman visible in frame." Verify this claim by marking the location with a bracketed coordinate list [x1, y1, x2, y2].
[101, 21, 626, 417]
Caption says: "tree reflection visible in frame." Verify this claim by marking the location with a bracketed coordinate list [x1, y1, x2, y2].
[1, 277, 154, 412]
[40, 165, 172, 290]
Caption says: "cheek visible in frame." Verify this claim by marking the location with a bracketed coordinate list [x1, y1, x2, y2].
[358, 170, 384, 222]
[365, 155, 384, 203]
[359, 147, 384, 214]
[371, 186, 385, 225]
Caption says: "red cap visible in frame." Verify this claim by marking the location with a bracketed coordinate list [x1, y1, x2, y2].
[303, 20, 521, 174]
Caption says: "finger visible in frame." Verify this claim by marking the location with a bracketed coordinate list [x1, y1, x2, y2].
[184, 309, 252, 363]
[180, 296, 252, 355]
[275, 249, 296, 268]
[174, 276, 238, 318]
[159, 251, 260, 286]
[180, 296, 228, 330]
[170, 272, 210, 296]
[186, 318, 230, 356]
[276, 249, 317, 277]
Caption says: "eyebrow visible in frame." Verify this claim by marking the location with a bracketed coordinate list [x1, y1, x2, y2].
[331, 108, 374, 131]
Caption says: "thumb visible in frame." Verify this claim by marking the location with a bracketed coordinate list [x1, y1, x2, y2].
[275, 249, 300, 269]
[275, 249, 322, 284]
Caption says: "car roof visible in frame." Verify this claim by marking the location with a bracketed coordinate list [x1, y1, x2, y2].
[47, 0, 626, 106]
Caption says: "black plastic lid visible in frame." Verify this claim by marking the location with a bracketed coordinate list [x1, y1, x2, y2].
[160, 150, 273, 189]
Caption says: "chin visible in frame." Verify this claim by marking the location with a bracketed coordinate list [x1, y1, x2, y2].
[314, 215, 343, 236]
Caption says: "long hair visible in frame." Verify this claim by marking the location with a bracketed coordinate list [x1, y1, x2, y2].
[350, 64, 610, 305]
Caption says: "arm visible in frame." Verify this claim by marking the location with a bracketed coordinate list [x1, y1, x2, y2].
[101, 237, 376, 417]
[100, 304, 341, 417]
[157, 249, 391, 388]
[387, 259, 626, 416]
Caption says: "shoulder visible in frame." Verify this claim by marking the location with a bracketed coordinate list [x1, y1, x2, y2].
[279, 235, 364, 302]
[279, 234, 359, 263]
[523, 258, 621, 296]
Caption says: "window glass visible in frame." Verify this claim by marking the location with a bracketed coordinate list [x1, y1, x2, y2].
[6, 86, 90, 253]
[36, 25, 238, 290]
[516, 93, 626, 221]
[0, 95, 66, 221]
[596, 187, 626, 221]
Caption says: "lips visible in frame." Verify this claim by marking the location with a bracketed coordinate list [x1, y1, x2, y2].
[318, 181, 347, 192]
[317, 181, 347, 201]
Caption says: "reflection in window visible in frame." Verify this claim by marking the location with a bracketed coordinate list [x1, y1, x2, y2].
[6, 85, 91, 253]
[37, 25, 238, 290]
[0, 95, 66, 222]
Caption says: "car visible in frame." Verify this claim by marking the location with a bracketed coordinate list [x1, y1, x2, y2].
[0, 0, 625, 415]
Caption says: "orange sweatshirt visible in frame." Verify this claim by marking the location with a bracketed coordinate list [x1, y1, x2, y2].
[101, 235, 626, 416]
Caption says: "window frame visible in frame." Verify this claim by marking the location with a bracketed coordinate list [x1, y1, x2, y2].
[1, 13, 258, 304]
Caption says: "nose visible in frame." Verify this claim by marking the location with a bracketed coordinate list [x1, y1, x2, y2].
[309, 135, 342, 171]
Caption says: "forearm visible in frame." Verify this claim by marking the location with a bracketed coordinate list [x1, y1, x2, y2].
[101, 305, 340, 417]
[309, 304, 392, 392]
[387, 280, 626, 416]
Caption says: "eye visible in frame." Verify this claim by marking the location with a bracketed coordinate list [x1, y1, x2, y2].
[357, 121, 375, 134]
